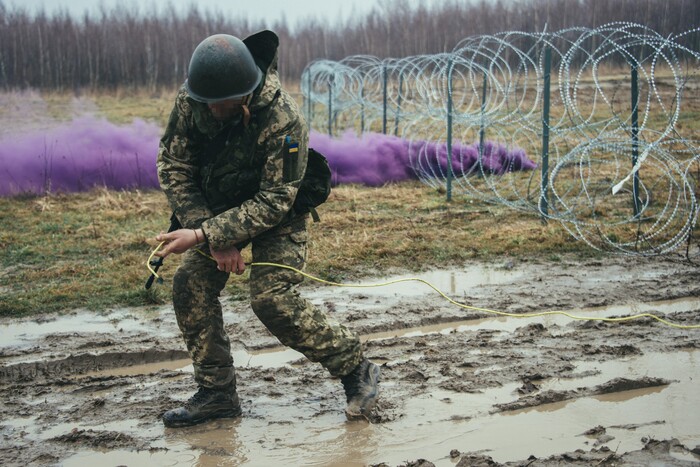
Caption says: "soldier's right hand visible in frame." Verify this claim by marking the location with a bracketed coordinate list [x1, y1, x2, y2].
[154, 229, 201, 257]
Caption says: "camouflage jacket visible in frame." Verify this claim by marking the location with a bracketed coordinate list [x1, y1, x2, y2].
[157, 33, 308, 251]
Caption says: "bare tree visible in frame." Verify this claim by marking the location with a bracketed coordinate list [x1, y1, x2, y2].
[0, 0, 696, 91]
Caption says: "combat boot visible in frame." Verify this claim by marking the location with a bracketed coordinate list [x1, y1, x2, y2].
[341, 359, 380, 420]
[162, 386, 241, 428]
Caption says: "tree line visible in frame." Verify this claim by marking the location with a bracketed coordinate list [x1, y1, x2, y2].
[0, 0, 698, 91]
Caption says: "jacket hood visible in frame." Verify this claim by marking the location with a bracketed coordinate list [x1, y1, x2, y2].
[244, 30, 282, 113]
[243, 30, 279, 74]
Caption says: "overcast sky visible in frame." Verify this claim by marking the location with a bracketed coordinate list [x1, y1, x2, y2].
[12, 0, 436, 27]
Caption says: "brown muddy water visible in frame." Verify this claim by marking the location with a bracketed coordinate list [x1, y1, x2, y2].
[1, 258, 699, 466]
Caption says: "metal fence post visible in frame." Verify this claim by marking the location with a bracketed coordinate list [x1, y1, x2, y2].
[478, 72, 487, 171]
[446, 57, 454, 202]
[360, 83, 365, 134]
[394, 72, 403, 136]
[327, 74, 334, 137]
[539, 46, 552, 221]
[306, 71, 312, 125]
[631, 64, 641, 218]
[382, 64, 388, 134]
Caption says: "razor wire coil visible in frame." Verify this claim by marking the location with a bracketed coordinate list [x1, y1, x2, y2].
[301, 22, 700, 257]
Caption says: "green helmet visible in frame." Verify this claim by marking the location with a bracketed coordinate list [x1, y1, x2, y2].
[185, 34, 263, 103]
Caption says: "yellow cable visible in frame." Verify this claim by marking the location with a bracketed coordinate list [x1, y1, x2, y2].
[147, 243, 700, 330]
[146, 241, 166, 278]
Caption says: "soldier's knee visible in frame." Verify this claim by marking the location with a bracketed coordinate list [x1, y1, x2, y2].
[251, 293, 295, 328]
[250, 293, 275, 319]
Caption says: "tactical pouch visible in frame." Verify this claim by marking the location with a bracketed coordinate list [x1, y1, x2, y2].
[292, 148, 332, 222]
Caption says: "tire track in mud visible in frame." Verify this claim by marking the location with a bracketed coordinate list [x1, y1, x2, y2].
[492, 376, 673, 413]
[0, 349, 189, 382]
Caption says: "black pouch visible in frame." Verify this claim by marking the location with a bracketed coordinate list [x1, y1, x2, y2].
[292, 148, 332, 222]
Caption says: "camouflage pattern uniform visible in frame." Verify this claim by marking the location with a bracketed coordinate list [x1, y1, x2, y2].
[157, 38, 363, 390]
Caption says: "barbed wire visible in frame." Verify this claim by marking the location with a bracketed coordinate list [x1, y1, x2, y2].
[301, 22, 700, 257]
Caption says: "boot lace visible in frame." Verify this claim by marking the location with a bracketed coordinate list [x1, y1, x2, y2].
[185, 387, 212, 408]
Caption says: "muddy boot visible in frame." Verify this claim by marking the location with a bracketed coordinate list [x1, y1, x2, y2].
[162, 386, 241, 428]
[340, 359, 380, 420]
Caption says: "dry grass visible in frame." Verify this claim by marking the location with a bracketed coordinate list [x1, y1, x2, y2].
[90, 88, 179, 125]
[0, 182, 591, 317]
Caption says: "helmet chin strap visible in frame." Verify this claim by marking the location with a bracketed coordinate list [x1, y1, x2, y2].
[241, 93, 252, 127]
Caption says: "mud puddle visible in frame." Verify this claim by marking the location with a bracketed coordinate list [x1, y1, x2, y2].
[307, 266, 526, 313]
[362, 296, 700, 338]
[82, 346, 306, 379]
[317, 266, 526, 297]
[19, 349, 699, 467]
[0, 294, 700, 377]
[0, 308, 172, 349]
[1, 258, 699, 466]
[7, 302, 700, 466]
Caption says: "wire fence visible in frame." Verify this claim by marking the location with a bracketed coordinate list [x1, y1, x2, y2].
[301, 23, 700, 257]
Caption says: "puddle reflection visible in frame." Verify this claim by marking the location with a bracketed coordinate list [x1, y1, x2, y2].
[59, 350, 699, 466]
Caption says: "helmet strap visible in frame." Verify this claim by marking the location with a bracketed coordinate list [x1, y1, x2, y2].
[241, 105, 251, 127]
[241, 93, 252, 127]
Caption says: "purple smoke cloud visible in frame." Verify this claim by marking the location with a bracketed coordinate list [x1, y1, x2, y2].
[1, 116, 161, 195]
[0, 117, 535, 196]
[310, 130, 536, 186]
[310, 131, 416, 186]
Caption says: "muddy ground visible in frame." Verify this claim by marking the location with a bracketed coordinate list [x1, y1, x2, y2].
[1, 255, 700, 466]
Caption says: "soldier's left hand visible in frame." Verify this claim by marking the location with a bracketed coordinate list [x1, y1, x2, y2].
[209, 245, 246, 275]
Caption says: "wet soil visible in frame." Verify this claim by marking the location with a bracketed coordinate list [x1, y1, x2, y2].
[1, 255, 699, 466]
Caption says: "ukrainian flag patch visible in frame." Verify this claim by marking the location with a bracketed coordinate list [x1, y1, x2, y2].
[283, 136, 300, 182]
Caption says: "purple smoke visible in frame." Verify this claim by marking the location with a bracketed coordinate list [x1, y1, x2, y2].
[0, 118, 535, 196]
[309, 130, 536, 186]
[310, 131, 416, 186]
[1, 116, 161, 196]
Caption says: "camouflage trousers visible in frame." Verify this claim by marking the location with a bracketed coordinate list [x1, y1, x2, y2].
[172, 217, 363, 389]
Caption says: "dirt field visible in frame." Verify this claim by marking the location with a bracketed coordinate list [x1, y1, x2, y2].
[1, 255, 699, 466]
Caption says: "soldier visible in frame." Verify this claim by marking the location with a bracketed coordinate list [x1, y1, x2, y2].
[153, 30, 379, 428]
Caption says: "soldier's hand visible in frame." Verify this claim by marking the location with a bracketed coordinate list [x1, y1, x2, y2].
[154, 229, 201, 257]
[209, 245, 245, 275]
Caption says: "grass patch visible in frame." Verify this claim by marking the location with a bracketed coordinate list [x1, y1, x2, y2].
[1, 182, 612, 317]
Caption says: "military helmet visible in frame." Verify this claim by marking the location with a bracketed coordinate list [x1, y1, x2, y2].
[185, 34, 263, 103]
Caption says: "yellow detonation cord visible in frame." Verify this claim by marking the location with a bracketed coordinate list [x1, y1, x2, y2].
[147, 242, 700, 330]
